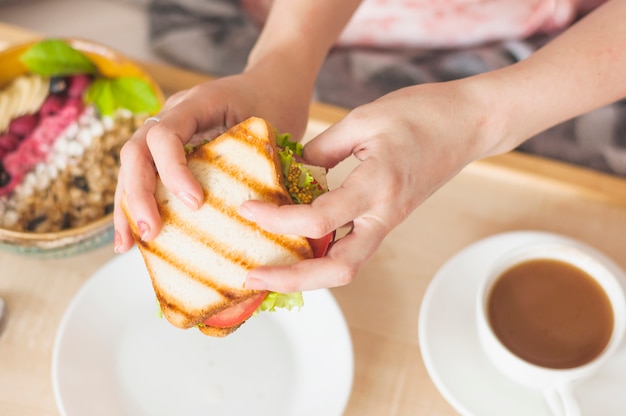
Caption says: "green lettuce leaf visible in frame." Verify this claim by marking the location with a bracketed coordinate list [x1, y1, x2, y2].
[276, 132, 303, 157]
[278, 145, 326, 204]
[278, 145, 296, 179]
[256, 291, 304, 314]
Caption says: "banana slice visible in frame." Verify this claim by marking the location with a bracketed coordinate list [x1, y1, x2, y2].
[11, 77, 27, 117]
[0, 93, 9, 133]
[21, 75, 49, 116]
[0, 74, 50, 134]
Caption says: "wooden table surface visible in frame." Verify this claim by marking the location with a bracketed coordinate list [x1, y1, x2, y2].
[1, 22, 626, 416]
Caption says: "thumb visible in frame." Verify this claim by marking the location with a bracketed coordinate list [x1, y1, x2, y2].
[302, 119, 359, 168]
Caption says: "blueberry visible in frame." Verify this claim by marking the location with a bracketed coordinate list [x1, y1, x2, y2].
[0, 163, 10, 188]
[50, 76, 68, 95]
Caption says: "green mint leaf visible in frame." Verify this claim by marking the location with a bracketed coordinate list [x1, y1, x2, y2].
[85, 78, 116, 116]
[84, 77, 160, 116]
[20, 39, 97, 76]
[109, 77, 161, 115]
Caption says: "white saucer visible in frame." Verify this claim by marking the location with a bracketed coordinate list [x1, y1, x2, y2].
[52, 248, 354, 416]
[418, 231, 626, 416]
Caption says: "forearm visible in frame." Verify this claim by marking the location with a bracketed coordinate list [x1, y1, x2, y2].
[475, 0, 626, 156]
[246, 0, 362, 95]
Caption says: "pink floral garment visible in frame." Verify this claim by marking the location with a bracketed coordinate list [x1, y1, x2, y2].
[338, 0, 606, 48]
[242, 0, 606, 49]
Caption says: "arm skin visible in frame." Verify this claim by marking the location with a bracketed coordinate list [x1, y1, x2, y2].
[481, 0, 626, 157]
[241, 0, 626, 292]
[113, 0, 363, 252]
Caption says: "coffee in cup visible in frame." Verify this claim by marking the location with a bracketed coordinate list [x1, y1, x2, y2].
[477, 241, 626, 416]
[488, 257, 613, 369]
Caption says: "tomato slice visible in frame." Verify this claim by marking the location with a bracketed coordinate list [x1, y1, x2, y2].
[203, 233, 334, 328]
[203, 291, 267, 328]
[308, 231, 334, 258]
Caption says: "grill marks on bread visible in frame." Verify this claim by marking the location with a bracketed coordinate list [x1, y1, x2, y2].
[160, 194, 311, 270]
[193, 135, 293, 207]
[125, 118, 314, 331]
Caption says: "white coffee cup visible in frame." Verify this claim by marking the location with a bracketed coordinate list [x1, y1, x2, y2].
[476, 241, 626, 416]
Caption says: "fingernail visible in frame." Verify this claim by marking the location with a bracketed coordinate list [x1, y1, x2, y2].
[137, 221, 150, 240]
[113, 231, 122, 253]
[245, 274, 266, 290]
[178, 192, 200, 210]
[238, 204, 254, 221]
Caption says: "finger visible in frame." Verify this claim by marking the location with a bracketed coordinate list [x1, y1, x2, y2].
[239, 154, 380, 238]
[302, 113, 365, 168]
[239, 175, 371, 239]
[112, 169, 134, 253]
[245, 216, 386, 291]
[145, 92, 238, 206]
[159, 87, 238, 138]
[161, 89, 188, 111]
[118, 124, 163, 241]
[145, 121, 203, 210]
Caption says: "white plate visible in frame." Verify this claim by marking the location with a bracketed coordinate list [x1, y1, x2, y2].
[418, 231, 626, 416]
[52, 248, 354, 416]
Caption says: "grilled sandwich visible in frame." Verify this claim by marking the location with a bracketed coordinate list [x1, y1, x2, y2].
[122, 117, 329, 337]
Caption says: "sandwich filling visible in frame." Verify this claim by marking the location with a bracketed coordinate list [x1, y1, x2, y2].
[254, 132, 328, 313]
[276, 132, 327, 204]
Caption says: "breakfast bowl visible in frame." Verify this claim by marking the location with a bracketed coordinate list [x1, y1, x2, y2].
[0, 38, 164, 257]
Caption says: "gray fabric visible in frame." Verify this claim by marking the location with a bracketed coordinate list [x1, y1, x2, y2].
[149, 0, 258, 76]
[147, 0, 626, 177]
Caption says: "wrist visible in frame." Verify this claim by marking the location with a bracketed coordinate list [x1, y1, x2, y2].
[427, 75, 522, 163]
[240, 51, 315, 140]
[245, 46, 319, 96]
[457, 69, 540, 160]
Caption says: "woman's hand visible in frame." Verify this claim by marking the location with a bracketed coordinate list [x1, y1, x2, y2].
[113, 70, 313, 253]
[240, 79, 505, 292]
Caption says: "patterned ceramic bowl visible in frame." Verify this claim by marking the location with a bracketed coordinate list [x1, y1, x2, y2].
[0, 38, 164, 257]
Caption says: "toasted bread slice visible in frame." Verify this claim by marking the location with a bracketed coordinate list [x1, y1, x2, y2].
[197, 322, 243, 337]
[122, 117, 313, 335]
